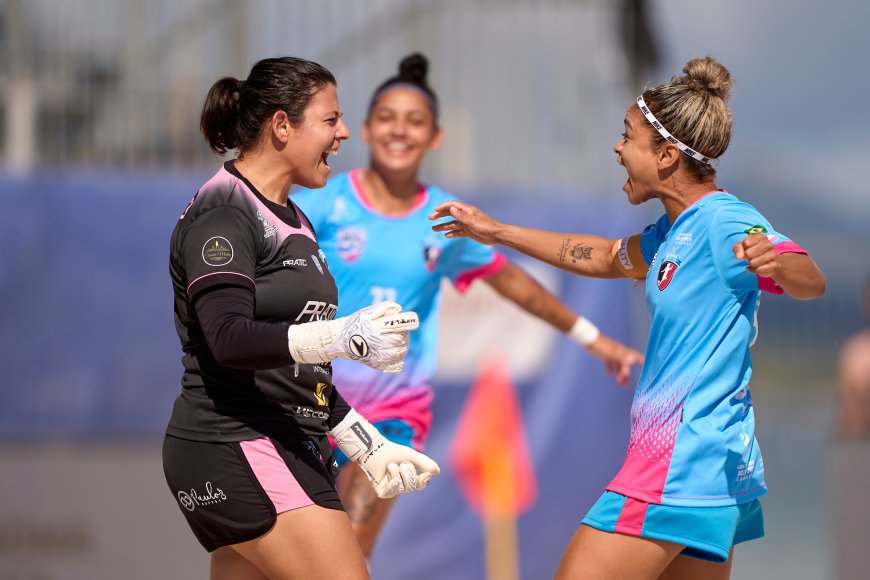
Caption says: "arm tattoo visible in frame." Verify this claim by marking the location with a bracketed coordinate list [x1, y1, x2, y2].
[560, 239, 592, 264]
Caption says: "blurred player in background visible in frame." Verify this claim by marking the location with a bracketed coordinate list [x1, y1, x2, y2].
[838, 276, 870, 438]
[432, 56, 826, 579]
[293, 52, 644, 562]
[162, 56, 440, 580]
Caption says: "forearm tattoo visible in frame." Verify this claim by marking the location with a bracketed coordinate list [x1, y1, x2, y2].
[559, 239, 592, 264]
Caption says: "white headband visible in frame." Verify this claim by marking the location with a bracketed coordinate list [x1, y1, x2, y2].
[636, 95, 713, 165]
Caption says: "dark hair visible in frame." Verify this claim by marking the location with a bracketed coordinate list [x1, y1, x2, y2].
[641, 56, 734, 180]
[200, 56, 337, 155]
[367, 53, 439, 120]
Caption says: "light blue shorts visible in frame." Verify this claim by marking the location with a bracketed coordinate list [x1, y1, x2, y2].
[582, 491, 765, 562]
[332, 419, 416, 469]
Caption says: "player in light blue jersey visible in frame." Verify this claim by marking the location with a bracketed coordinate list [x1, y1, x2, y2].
[432, 56, 825, 579]
[294, 53, 644, 561]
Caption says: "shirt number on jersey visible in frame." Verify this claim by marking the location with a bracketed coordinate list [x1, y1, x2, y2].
[370, 286, 397, 305]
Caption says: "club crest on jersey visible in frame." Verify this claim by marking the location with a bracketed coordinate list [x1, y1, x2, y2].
[657, 260, 678, 291]
[422, 235, 443, 271]
[202, 237, 234, 266]
[311, 254, 324, 275]
[348, 335, 369, 358]
[337, 227, 367, 263]
[423, 245, 441, 271]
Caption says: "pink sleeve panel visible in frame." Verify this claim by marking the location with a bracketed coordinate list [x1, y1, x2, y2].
[453, 252, 508, 294]
[756, 241, 808, 295]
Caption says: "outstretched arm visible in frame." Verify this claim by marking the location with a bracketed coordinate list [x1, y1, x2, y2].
[484, 261, 644, 386]
[430, 201, 624, 279]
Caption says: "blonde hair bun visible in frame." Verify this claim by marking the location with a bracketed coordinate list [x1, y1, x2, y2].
[676, 56, 734, 102]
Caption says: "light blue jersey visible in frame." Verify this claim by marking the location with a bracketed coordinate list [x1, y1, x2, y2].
[607, 191, 806, 507]
[293, 170, 505, 448]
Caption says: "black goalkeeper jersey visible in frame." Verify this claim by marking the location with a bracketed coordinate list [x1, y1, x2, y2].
[167, 162, 341, 442]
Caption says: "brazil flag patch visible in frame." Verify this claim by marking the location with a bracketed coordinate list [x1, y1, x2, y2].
[744, 225, 768, 235]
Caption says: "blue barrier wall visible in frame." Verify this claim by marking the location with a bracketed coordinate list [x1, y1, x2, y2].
[0, 171, 647, 578]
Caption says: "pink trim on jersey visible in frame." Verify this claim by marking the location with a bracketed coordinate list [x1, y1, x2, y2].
[186, 271, 255, 294]
[756, 241, 808, 295]
[204, 165, 316, 244]
[607, 374, 693, 504]
[614, 497, 649, 536]
[348, 169, 429, 218]
[773, 241, 807, 255]
[240, 438, 312, 513]
[200, 165, 237, 194]
[454, 252, 508, 294]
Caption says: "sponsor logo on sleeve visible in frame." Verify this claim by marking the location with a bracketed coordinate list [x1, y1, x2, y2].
[202, 237, 233, 266]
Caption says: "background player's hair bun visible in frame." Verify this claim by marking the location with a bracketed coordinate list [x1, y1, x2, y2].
[398, 53, 429, 86]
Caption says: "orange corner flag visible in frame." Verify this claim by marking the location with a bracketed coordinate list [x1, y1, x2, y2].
[450, 351, 538, 518]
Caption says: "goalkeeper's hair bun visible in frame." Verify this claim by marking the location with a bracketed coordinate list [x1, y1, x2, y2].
[200, 57, 336, 156]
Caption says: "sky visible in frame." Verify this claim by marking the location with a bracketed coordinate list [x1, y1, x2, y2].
[649, 0, 870, 231]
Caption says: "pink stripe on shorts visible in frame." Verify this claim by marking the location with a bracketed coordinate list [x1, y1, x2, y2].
[240, 438, 313, 513]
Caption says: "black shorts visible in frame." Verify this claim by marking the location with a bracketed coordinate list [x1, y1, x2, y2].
[162, 433, 342, 552]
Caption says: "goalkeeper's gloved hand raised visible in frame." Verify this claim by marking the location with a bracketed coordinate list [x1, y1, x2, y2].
[329, 409, 440, 499]
[288, 301, 419, 373]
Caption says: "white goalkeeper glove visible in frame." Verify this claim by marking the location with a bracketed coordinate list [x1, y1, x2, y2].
[288, 301, 419, 373]
[329, 409, 440, 499]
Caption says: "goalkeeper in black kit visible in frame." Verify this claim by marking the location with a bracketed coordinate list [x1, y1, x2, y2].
[162, 55, 438, 580]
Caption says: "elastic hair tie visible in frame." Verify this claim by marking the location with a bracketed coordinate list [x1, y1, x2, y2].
[636, 95, 713, 165]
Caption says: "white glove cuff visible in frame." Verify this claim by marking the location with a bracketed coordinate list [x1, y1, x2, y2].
[287, 319, 339, 364]
[568, 316, 600, 347]
[328, 409, 377, 464]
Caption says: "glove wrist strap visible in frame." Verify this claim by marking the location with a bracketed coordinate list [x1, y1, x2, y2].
[328, 409, 379, 464]
[287, 319, 341, 364]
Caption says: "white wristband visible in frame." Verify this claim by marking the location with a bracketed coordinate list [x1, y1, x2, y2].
[568, 316, 600, 347]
